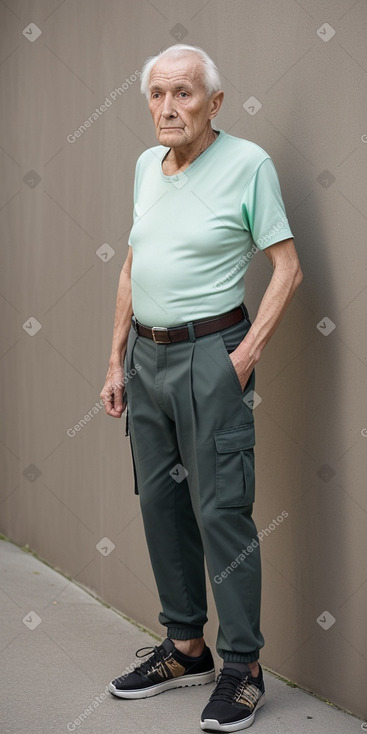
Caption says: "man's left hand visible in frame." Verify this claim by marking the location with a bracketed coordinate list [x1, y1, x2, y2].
[229, 347, 257, 392]
[227, 239, 303, 392]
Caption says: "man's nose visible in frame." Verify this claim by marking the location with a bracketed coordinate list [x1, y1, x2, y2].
[161, 93, 177, 118]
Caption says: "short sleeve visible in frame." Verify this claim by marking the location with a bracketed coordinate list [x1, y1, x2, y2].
[241, 157, 293, 250]
[128, 156, 142, 246]
[132, 158, 141, 226]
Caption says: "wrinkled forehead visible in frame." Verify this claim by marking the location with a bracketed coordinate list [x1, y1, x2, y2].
[149, 54, 205, 90]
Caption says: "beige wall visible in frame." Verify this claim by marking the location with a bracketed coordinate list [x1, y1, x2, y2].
[1, 0, 366, 719]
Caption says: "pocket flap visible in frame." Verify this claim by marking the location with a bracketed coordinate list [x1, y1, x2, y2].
[214, 423, 255, 453]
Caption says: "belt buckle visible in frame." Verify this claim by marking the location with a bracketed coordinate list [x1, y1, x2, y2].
[152, 326, 170, 344]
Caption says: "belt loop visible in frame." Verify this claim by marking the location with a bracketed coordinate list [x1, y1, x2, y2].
[187, 321, 196, 342]
[241, 303, 249, 321]
[131, 314, 137, 332]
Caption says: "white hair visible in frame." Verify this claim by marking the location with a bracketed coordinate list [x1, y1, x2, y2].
[140, 44, 221, 100]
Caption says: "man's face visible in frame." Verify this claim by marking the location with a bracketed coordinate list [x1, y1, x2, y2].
[148, 54, 220, 148]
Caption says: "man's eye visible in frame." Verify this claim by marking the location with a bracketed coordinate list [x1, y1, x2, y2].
[179, 92, 188, 98]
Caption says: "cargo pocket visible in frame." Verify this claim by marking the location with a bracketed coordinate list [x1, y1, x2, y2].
[214, 423, 255, 507]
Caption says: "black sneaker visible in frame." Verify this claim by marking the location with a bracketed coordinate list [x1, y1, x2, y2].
[200, 665, 265, 731]
[109, 638, 215, 699]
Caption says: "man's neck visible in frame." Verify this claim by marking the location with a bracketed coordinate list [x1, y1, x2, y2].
[162, 126, 219, 174]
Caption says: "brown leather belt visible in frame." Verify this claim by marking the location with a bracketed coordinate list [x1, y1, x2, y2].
[132, 306, 246, 344]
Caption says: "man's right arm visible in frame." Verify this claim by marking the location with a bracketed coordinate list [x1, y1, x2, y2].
[100, 247, 133, 418]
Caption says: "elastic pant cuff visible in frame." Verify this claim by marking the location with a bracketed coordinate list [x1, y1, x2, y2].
[219, 649, 260, 664]
[167, 625, 204, 640]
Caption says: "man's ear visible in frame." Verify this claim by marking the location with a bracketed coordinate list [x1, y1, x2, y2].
[209, 90, 224, 119]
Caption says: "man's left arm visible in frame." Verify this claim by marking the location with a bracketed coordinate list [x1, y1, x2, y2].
[230, 238, 303, 390]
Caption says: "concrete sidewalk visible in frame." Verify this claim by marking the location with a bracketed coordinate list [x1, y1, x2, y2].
[0, 538, 363, 734]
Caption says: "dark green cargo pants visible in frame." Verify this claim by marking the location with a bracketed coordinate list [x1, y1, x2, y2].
[125, 307, 264, 663]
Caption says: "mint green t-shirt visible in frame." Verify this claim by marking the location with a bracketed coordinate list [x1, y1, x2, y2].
[129, 129, 293, 327]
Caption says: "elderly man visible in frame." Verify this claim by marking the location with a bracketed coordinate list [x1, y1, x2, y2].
[101, 43, 302, 732]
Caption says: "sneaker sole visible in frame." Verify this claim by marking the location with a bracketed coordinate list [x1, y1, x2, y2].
[200, 693, 265, 732]
[109, 669, 216, 699]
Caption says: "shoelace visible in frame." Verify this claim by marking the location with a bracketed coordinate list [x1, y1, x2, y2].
[132, 644, 167, 678]
[209, 669, 250, 703]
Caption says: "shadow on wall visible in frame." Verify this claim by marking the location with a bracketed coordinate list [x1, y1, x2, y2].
[244, 134, 348, 705]
[284, 84, 355, 707]
[282, 195, 350, 705]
